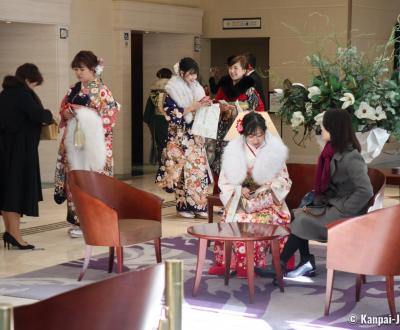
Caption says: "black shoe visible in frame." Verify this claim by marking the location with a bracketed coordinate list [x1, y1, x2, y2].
[255, 260, 287, 278]
[285, 254, 316, 278]
[3, 232, 35, 250]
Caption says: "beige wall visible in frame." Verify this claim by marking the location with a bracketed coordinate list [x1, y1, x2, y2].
[201, 0, 349, 162]
[0, 0, 70, 25]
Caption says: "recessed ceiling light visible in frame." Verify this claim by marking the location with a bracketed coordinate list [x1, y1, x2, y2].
[5, 21, 12, 24]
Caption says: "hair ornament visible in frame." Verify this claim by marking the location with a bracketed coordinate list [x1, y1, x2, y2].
[236, 118, 244, 134]
[95, 58, 104, 76]
[173, 62, 180, 75]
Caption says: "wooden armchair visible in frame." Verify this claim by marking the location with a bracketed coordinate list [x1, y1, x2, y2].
[10, 265, 164, 330]
[68, 170, 163, 281]
[324, 204, 400, 317]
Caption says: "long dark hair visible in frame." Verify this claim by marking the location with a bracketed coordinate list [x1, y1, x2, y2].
[322, 109, 361, 153]
[242, 112, 267, 136]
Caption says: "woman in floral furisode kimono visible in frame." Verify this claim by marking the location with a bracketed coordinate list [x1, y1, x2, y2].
[54, 51, 120, 238]
[156, 57, 212, 219]
[208, 112, 291, 277]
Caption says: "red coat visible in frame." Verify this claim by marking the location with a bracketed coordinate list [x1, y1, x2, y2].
[214, 75, 264, 111]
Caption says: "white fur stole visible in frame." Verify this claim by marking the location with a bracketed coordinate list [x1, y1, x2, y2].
[65, 107, 107, 172]
[165, 75, 205, 123]
[221, 132, 288, 185]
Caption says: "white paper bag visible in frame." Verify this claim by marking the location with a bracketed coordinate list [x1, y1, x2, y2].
[191, 104, 221, 139]
[356, 127, 390, 164]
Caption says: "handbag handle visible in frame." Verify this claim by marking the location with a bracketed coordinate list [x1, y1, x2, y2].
[302, 205, 327, 217]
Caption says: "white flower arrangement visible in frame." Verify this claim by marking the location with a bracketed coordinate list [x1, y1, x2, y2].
[277, 24, 400, 144]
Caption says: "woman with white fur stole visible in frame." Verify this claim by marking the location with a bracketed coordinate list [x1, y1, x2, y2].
[54, 51, 120, 238]
[209, 112, 292, 277]
[156, 57, 212, 219]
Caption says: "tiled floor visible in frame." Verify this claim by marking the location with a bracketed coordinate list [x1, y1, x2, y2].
[0, 172, 399, 307]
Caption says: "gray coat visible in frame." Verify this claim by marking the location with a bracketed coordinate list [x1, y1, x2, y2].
[290, 147, 373, 242]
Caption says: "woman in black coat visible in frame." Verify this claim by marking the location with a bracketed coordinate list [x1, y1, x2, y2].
[0, 63, 53, 249]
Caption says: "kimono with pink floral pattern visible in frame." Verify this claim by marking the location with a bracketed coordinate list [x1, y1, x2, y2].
[54, 78, 120, 225]
[210, 142, 291, 277]
[156, 95, 210, 213]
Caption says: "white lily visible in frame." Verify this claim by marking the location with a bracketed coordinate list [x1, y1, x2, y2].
[354, 102, 375, 120]
[314, 112, 325, 126]
[339, 92, 355, 109]
[291, 111, 305, 128]
[374, 106, 387, 121]
[307, 86, 321, 99]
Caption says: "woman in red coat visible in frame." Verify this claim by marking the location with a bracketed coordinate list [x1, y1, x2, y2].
[209, 55, 264, 194]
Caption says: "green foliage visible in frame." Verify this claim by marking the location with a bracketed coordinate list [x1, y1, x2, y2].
[277, 25, 400, 145]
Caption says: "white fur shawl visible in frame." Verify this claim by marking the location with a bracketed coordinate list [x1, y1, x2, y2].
[65, 107, 107, 171]
[165, 75, 205, 123]
[221, 132, 288, 185]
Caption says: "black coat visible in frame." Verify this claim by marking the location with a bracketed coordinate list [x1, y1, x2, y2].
[248, 70, 267, 108]
[0, 76, 52, 216]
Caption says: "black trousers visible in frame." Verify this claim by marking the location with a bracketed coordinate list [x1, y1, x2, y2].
[280, 233, 310, 263]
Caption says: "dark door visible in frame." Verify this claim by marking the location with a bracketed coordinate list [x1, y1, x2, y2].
[131, 31, 143, 175]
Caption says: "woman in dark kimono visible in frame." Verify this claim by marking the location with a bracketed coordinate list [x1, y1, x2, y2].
[0, 63, 53, 249]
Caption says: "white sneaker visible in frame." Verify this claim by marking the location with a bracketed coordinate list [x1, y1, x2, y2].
[195, 212, 208, 219]
[177, 211, 195, 219]
[68, 225, 83, 238]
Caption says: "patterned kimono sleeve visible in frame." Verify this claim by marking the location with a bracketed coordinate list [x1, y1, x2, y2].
[164, 95, 185, 126]
[59, 93, 71, 129]
[98, 85, 120, 135]
[246, 87, 265, 112]
[270, 166, 292, 203]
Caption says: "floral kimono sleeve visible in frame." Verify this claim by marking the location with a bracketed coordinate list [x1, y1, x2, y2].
[164, 95, 185, 126]
[270, 166, 292, 203]
[246, 87, 264, 112]
[98, 86, 120, 135]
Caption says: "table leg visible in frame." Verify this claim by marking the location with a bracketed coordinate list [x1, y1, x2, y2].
[193, 238, 207, 296]
[271, 238, 284, 292]
[245, 241, 255, 303]
[224, 241, 232, 285]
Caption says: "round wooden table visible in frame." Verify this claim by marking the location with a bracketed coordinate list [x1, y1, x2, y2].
[187, 222, 290, 303]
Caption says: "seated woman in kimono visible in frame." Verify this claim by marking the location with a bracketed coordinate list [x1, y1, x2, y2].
[208, 112, 292, 277]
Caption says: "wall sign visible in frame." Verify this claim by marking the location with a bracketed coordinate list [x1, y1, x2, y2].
[59, 27, 68, 39]
[223, 17, 261, 30]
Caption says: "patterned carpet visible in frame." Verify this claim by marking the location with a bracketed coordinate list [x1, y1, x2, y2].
[0, 235, 399, 330]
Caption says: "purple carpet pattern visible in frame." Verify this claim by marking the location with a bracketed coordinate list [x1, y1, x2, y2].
[0, 235, 399, 329]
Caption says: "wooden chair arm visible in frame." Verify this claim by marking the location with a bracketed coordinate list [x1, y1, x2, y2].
[70, 182, 120, 246]
[112, 181, 163, 222]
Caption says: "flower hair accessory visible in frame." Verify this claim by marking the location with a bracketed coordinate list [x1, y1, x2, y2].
[236, 119, 244, 134]
[95, 58, 104, 76]
[173, 62, 180, 75]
